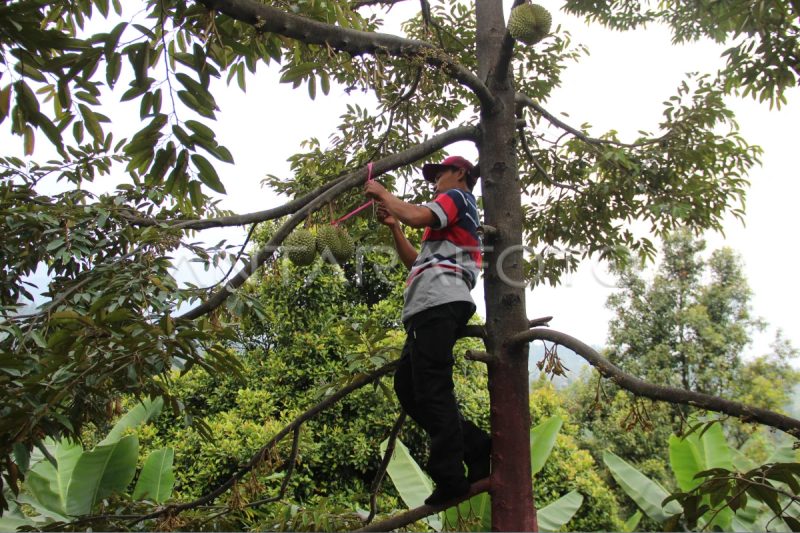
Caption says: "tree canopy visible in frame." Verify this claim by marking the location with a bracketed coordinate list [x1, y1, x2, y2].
[2, 0, 799, 529]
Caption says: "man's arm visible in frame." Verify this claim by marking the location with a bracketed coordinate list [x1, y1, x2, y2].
[365, 182, 437, 229]
[377, 203, 418, 270]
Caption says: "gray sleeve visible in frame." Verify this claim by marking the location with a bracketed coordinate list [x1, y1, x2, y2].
[423, 201, 448, 229]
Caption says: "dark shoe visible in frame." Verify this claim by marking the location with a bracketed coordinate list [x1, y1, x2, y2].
[424, 479, 470, 506]
[466, 442, 491, 483]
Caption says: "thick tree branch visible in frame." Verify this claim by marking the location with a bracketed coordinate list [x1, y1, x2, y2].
[515, 93, 670, 148]
[366, 411, 407, 524]
[458, 324, 485, 339]
[507, 328, 800, 436]
[196, 0, 499, 110]
[179, 125, 478, 320]
[130, 362, 398, 525]
[491, 0, 525, 84]
[355, 478, 491, 532]
[465, 349, 492, 363]
[117, 173, 352, 230]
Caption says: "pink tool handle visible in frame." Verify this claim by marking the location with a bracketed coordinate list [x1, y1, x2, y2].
[332, 163, 375, 226]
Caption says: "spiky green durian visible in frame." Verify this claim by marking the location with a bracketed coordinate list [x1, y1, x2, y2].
[508, 3, 552, 45]
[317, 225, 355, 264]
[284, 229, 317, 266]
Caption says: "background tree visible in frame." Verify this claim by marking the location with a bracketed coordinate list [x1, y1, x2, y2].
[566, 232, 800, 530]
[1, 0, 799, 530]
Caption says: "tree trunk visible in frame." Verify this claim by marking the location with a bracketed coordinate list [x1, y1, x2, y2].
[475, 0, 537, 530]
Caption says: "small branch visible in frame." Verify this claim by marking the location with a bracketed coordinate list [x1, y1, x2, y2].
[196, 0, 499, 111]
[515, 93, 670, 148]
[506, 328, 800, 436]
[458, 325, 485, 339]
[491, 0, 525, 84]
[179, 125, 478, 320]
[246, 426, 302, 508]
[130, 362, 398, 525]
[278, 427, 301, 497]
[465, 350, 492, 363]
[355, 478, 491, 532]
[515, 118, 582, 194]
[366, 411, 407, 524]
[528, 316, 552, 328]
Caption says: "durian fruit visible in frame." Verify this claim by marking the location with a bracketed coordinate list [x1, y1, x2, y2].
[508, 2, 552, 45]
[284, 228, 318, 266]
[316, 225, 355, 264]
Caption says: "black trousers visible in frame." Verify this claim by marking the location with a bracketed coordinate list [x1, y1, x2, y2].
[395, 301, 492, 488]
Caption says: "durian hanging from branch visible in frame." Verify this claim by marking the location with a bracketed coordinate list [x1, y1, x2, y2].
[508, 1, 552, 45]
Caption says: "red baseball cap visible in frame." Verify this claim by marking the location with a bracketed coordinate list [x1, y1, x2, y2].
[422, 156, 476, 189]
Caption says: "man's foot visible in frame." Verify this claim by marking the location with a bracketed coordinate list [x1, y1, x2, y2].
[424, 479, 470, 506]
[466, 441, 491, 483]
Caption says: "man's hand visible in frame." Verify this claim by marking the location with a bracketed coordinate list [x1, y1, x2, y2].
[364, 181, 389, 201]
[376, 202, 398, 228]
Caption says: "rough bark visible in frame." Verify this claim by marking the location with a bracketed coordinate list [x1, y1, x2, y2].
[475, 0, 537, 529]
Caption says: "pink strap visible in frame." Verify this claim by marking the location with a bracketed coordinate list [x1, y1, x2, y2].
[332, 163, 375, 226]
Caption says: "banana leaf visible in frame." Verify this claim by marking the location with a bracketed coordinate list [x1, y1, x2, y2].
[26, 438, 82, 515]
[538, 490, 584, 532]
[623, 510, 643, 532]
[668, 433, 704, 493]
[767, 441, 798, 464]
[99, 396, 163, 445]
[531, 416, 563, 476]
[604, 450, 682, 524]
[133, 448, 175, 503]
[729, 445, 757, 472]
[65, 435, 139, 516]
[380, 438, 442, 531]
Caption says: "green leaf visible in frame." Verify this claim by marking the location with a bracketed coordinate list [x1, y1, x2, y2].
[699, 423, 732, 471]
[191, 154, 226, 194]
[603, 450, 682, 524]
[538, 490, 583, 532]
[12, 443, 30, 476]
[669, 433, 704, 493]
[530, 416, 562, 476]
[65, 435, 139, 516]
[132, 448, 174, 503]
[78, 103, 103, 142]
[381, 438, 442, 531]
[26, 470, 65, 516]
[184, 120, 215, 142]
[27, 438, 82, 515]
[623, 510, 642, 532]
[766, 441, 797, 464]
[729, 445, 756, 472]
[99, 397, 163, 445]
[15, 493, 69, 524]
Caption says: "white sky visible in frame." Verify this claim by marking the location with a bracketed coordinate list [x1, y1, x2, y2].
[5, 0, 798, 359]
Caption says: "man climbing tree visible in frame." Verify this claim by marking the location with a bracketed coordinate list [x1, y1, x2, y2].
[365, 156, 492, 505]
[2, 0, 799, 530]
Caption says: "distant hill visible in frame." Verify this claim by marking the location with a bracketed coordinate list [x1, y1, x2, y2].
[529, 341, 601, 389]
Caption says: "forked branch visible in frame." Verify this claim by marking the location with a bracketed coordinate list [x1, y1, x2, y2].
[507, 328, 800, 436]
